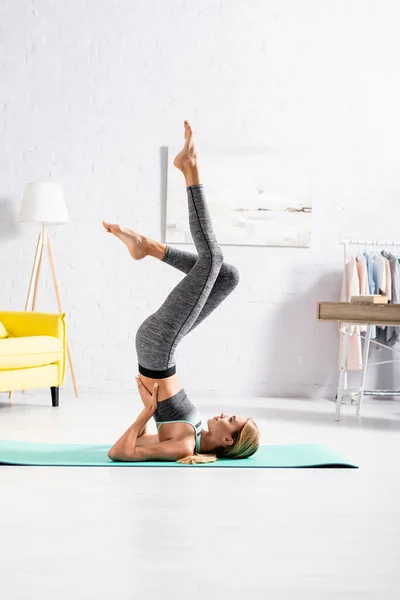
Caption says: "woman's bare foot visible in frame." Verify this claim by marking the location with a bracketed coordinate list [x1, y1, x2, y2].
[102, 222, 147, 260]
[173, 120, 198, 172]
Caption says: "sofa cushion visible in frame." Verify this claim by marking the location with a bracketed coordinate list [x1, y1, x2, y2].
[0, 321, 8, 339]
[0, 336, 63, 370]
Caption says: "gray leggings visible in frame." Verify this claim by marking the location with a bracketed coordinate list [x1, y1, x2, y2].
[135, 184, 239, 378]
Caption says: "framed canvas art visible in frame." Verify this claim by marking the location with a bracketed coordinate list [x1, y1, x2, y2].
[165, 148, 312, 247]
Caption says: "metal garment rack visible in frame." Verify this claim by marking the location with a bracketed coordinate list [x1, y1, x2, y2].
[339, 238, 400, 404]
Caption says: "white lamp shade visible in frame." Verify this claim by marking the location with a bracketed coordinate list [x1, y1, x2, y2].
[19, 182, 69, 224]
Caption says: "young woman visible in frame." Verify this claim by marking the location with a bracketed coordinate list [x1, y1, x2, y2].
[103, 120, 260, 464]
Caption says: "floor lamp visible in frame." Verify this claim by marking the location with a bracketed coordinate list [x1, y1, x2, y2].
[17, 182, 78, 397]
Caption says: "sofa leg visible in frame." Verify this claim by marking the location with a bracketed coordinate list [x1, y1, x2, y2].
[50, 387, 59, 407]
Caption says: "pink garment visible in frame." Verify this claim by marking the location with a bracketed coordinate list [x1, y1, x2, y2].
[338, 257, 362, 370]
[356, 254, 368, 294]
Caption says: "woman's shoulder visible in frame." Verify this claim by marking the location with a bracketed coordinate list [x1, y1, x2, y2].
[159, 436, 195, 461]
[171, 427, 197, 457]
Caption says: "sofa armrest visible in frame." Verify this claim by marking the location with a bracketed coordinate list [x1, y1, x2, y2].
[0, 311, 66, 340]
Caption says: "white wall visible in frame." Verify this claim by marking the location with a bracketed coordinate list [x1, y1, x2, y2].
[1, 0, 400, 397]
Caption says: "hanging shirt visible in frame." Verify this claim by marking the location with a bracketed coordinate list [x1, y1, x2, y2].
[377, 251, 400, 347]
[375, 254, 391, 331]
[384, 254, 392, 301]
[372, 253, 387, 295]
[338, 256, 362, 370]
[363, 251, 377, 339]
[363, 251, 375, 294]
[356, 254, 368, 333]
[356, 254, 368, 294]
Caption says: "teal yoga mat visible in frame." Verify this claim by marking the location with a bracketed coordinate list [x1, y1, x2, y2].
[0, 441, 358, 468]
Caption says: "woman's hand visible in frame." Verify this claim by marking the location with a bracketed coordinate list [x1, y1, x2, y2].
[136, 377, 158, 414]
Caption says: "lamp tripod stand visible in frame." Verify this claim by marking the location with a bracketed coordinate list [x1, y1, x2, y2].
[11, 181, 77, 401]
[24, 224, 78, 397]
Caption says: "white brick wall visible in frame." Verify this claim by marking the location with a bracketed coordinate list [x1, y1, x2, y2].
[1, 0, 400, 397]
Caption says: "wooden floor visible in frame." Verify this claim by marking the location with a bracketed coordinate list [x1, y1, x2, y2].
[1, 391, 399, 599]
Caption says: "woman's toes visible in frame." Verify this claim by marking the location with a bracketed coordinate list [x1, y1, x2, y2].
[184, 120, 193, 138]
[102, 221, 121, 234]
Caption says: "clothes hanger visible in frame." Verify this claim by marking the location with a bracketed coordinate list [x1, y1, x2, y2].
[347, 240, 359, 262]
[392, 242, 400, 264]
[369, 240, 378, 260]
[355, 244, 364, 260]
[381, 240, 394, 261]
[388, 241, 400, 261]
[345, 241, 353, 263]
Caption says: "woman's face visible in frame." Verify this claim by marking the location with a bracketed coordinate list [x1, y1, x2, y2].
[207, 413, 247, 446]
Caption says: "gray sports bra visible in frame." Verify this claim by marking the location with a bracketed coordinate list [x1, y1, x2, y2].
[153, 388, 202, 453]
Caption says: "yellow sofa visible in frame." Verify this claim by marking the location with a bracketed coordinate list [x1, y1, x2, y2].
[0, 311, 67, 406]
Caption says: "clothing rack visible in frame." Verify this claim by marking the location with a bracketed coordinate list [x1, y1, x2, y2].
[340, 238, 400, 399]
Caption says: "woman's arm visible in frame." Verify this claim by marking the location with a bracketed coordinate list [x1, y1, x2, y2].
[108, 406, 154, 460]
[136, 377, 154, 437]
[108, 381, 159, 460]
[109, 438, 194, 462]
[107, 379, 195, 462]
[135, 433, 159, 446]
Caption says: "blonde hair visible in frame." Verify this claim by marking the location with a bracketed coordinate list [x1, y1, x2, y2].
[178, 418, 260, 465]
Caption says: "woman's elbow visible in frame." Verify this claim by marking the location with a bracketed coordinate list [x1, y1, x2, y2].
[107, 448, 117, 461]
[107, 446, 136, 462]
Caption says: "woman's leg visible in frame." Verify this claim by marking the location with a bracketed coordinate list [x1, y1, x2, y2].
[100, 227, 239, 333]
[103, 208, 239, 337]
[135, 121, 225, 372]
[103, 121, 235, 373]
[161, 245, 239, 333]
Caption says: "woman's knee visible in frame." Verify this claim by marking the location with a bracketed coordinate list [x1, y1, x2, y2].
[225, 263, 240, 289]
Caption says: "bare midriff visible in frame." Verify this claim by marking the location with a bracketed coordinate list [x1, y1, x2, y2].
[137, 372, 184, 403]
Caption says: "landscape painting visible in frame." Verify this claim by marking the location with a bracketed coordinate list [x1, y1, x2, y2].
[165, 148, 312, 247]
